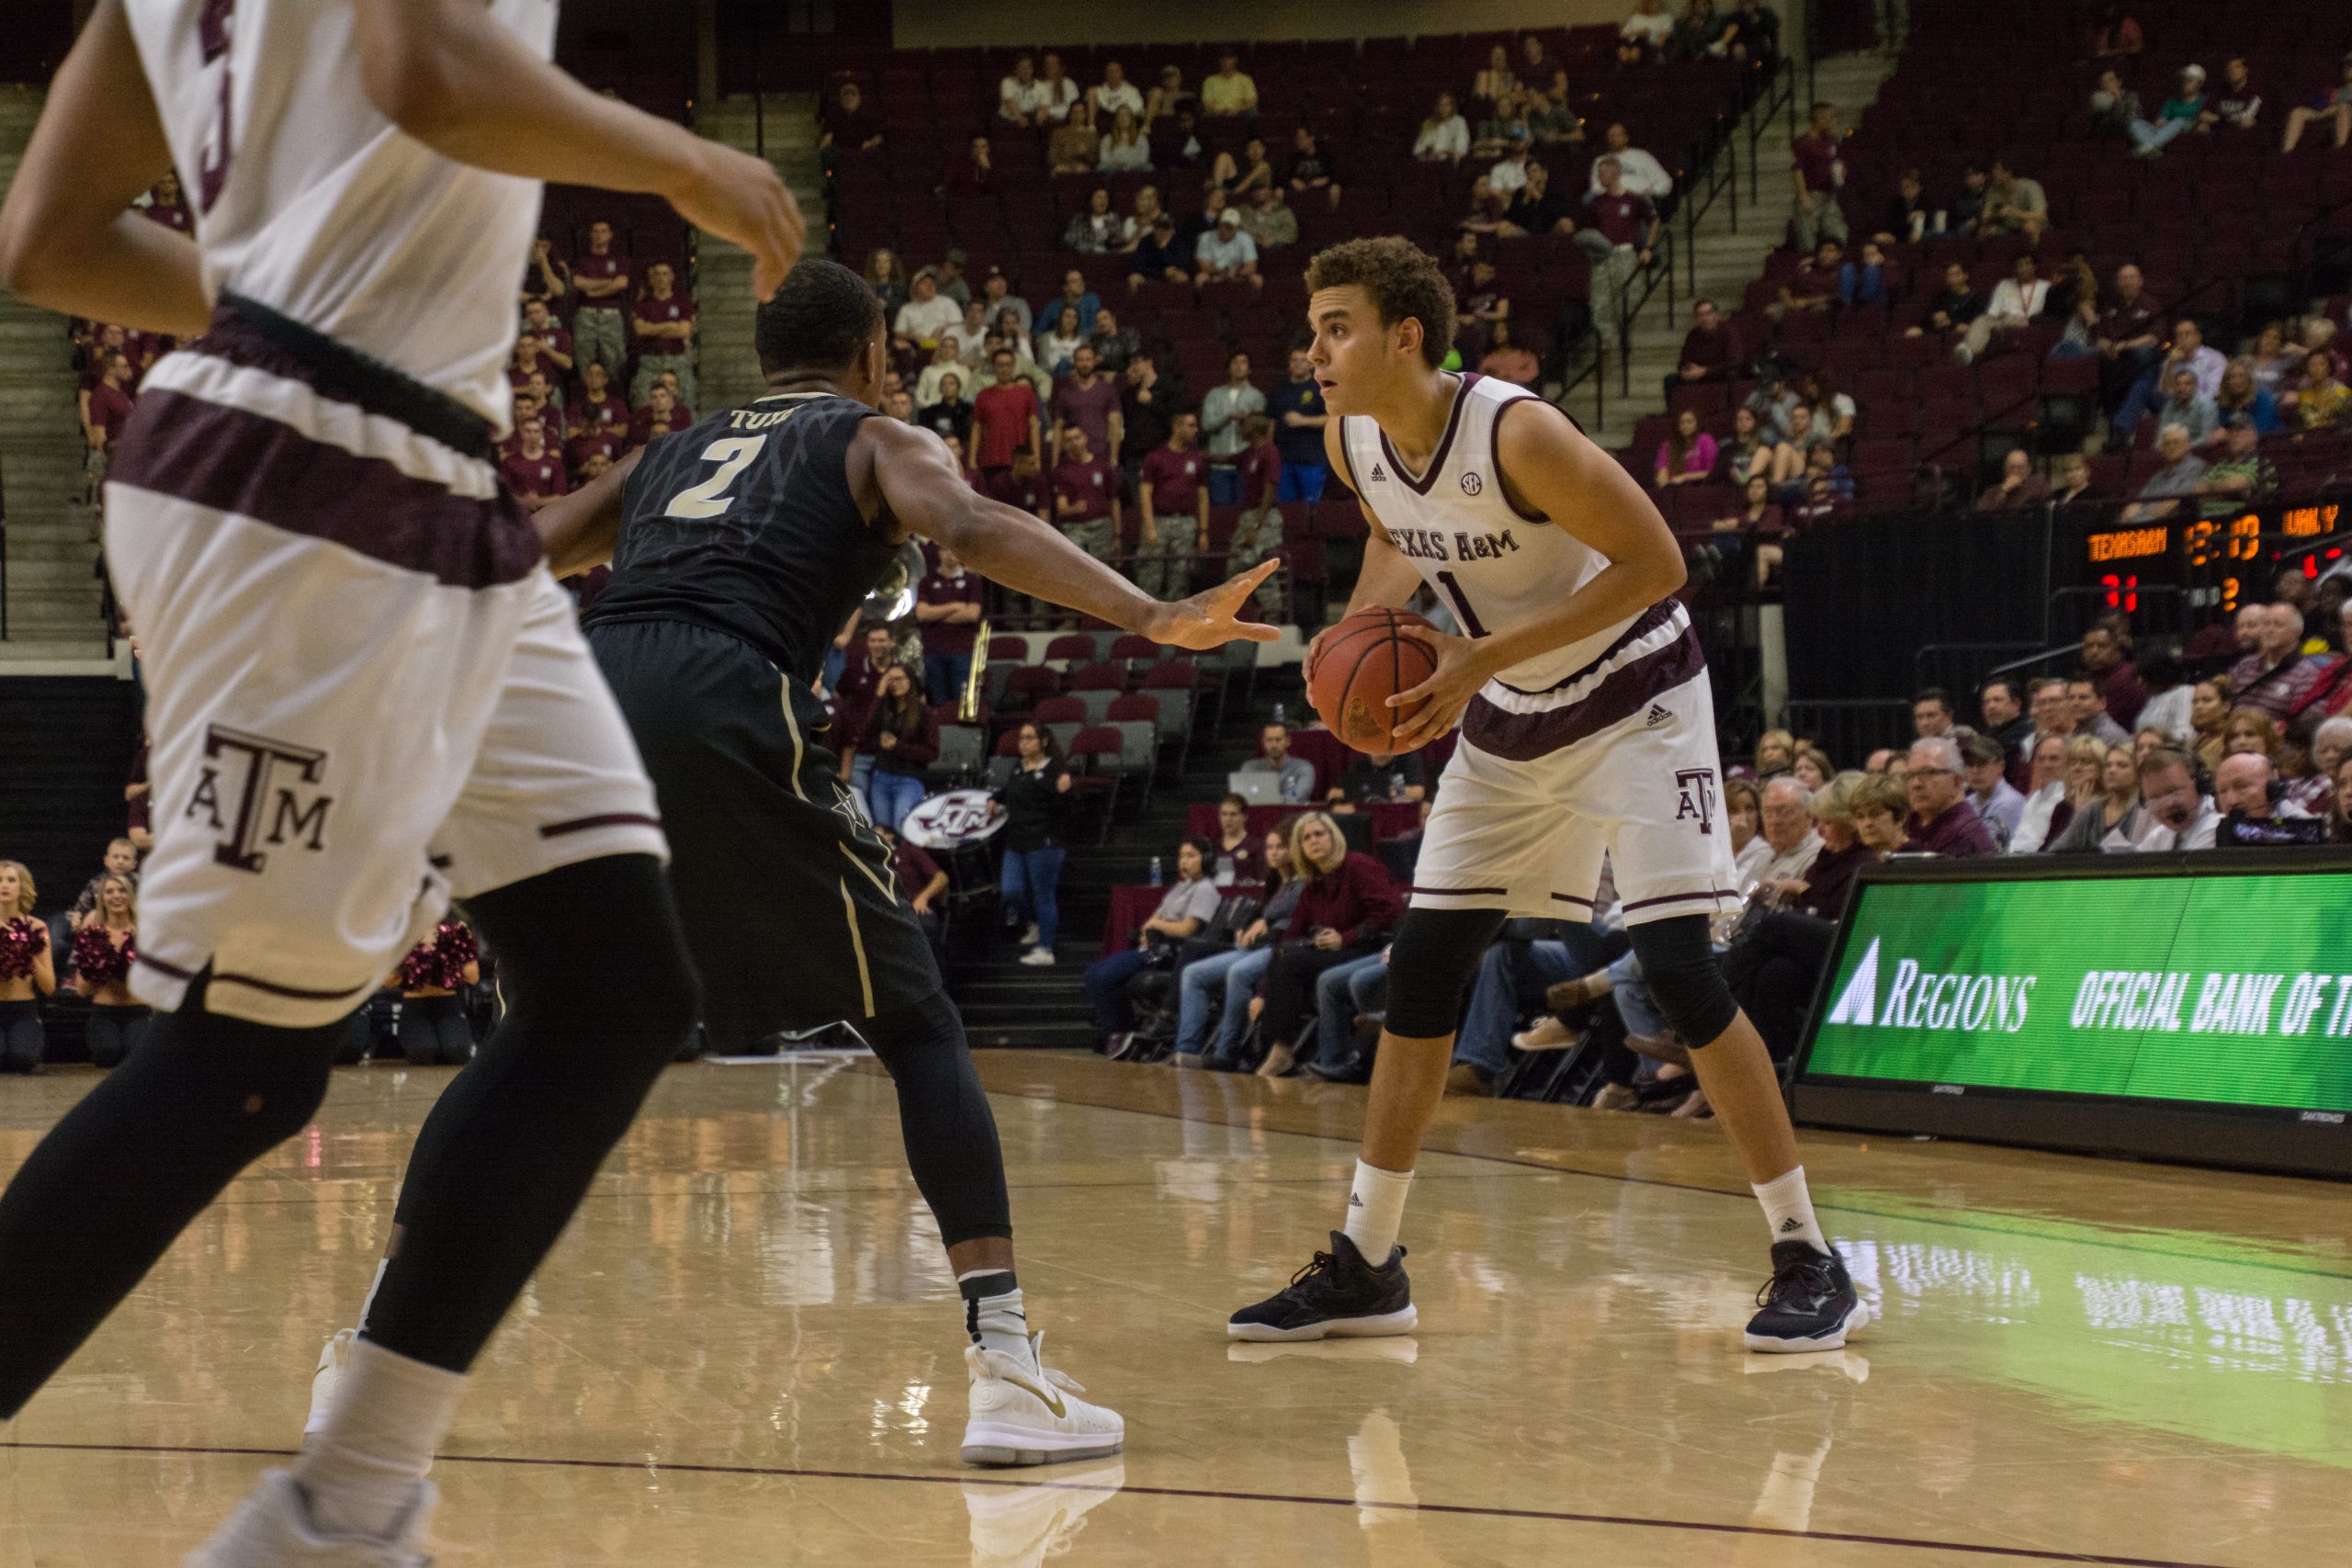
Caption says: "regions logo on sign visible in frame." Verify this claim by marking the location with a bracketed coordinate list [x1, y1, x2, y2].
[1821, 939, 2039, 1034]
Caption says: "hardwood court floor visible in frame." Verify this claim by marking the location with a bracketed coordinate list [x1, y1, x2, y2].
[1, 1052, 2346, 1567]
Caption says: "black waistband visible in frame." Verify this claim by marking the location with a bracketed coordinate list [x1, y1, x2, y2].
[213, 292, 496, 460]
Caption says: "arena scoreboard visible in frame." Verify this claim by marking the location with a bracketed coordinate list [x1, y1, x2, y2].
[1792, 851, 2352, 1179]
[2078, 501, 2342, 619]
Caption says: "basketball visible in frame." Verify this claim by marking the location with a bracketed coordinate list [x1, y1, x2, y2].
[1308, 607, 1442, 753]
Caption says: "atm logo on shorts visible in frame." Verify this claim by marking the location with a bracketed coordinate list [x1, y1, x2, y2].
[186, 725, 334, 873]
[1823, 939, 2038, 1032]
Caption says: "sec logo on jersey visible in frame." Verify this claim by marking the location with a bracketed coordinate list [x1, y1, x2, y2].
[1460, 472, 1483, 496]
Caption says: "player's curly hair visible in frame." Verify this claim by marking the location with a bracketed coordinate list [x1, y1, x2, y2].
[1304, 236, 1457, 369]
[755, 257, 885, 376]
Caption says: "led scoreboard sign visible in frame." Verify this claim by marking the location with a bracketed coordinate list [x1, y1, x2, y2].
[2079, 502, 2342, 618]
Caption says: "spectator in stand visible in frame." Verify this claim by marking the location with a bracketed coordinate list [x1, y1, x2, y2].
[913, 546, 983, 705]
[920, 372, 976, 451]
[1202, 351, 1264, 505]
[2121, 425, 2209, 525]
[1098, 107, 1153, 174]
[968, 349, 1043, 486]
[1979, 157, 2048, 241]
[519, 299, 572, 375]
[1086, 837, 1225, 1047]
[1035, 269, 1102, 339]
[1901, 737, 1997, 855]
[1789, 102, 1848, 252]
[1875, 166, 1929, 245]
[2199, 58, 2262, 134]
[1791, 746, 1836, 791]
[1471, 86, 1532, 163]
[2152, 366, 2220, 446]
[1239, 185, 1298, 253]
[913, 337, 966, 407]
[1453, 255, 1509, 362]
[1654, 409, 1719, 491]
[1251, 814, 1402, 1079]
[1207, 795, 1264, 887]
[1036, 51, 1083, 123]
[2187, 674, 2236, 773]
[1148, 62, 1197, 123]
[2050, 452, 2097, 507]
[1910, 689, 1955, 739]
[140, 168, 190, 232]
[999, 53, 1046, 125]
[1202, 50, 1259, 118]
[883, 388, 917, 425]
[1904, 260, 1984, 346]
[1973, 447, 2051, 511]
[1174, 828, 1298, 1067]
[2090, 69, 2143, 140]
[1702, 474, 1782, 583]
[81, 348, 134, 491]
[1091, 60, 1144, 123]
[1944, 163, 1991, 234]
[1086, 306, 1140, 376]
[1137, 411, 1211, 598]
[2131, 63, 2209, 158]
[1488, 130, 1534, 198]
[1588, 121, 1674, 199]
[1127, 213, 1191, 288]
[848, 664, 936, 831]
[625, 384, 686, 450]
[498, 420, 567, 512]
[820, 80, 884, 160]
[1499, 161, 1575, 239]
[1064, 188, 1123, 254]
[2093, 263, 2166, 415]
[2008, 732, 2073, 853]
[1243, 721, 1317, 804]
[1285, 127, 1341, 212]
[1768, 402, 1831, 490]
[1770, 240, 1843, 321]
[1050, 343, 1123, 468]
[1728, 0, 1781, 61]
[1228, 415, 1285, 613]
[1478, 320, 1542, 389]
[2289, 348, 2350, 429]
[1474, 42, 1518, 102]
[893, 268, 964, 359]
[1416, 94, 1471, 164]
[1458, 175, 1508, 237]
[519, 232, 569, 317]
[2047, 740, 2146, 852]
[1670, 0, 1737, 60]
[1837, 239, 1889, 308]
[1048, 427, 1122, 570]
[1960, 730, 2026, 846]
[863, 247, 910, 320]
[2231, 603, 2324, 720]
[2198, 416, 2278, 503]
[996, 723, 1073, 964]
[987, 446, 1051, 530]
[2120, 748, 2222, 852]
[72, 874, 145, 1068]
[627, 260, 695, 407]
[1720, 406, 1784, 488]
[2079, 623, 2149, 732]
[1579, 158, 1660, 354]
[1270, 347, 1329, 503]
[1620, 0, 1675, 63]
[1980, 675, 2034, 755]
[1119, 351, 1179, 486]
[2289, 717, 2351, 816]
[2206, 360, 2282, 442]
[0, 863, 54, 1074]
[2280, 53, 2352, 152]
[1955, 252, 2049, 365]
[2067, 676, 2131, 747]
[1665, 298, 1740, 399]
[67, 837, 141, 926]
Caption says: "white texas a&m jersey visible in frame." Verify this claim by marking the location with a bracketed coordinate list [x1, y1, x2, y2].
[123, 0, 559, 428]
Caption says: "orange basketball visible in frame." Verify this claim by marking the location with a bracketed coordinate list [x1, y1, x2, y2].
[1307, 607, 1442, 754]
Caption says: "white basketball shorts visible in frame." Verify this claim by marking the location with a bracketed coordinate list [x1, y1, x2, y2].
[1407, 601, 1740, 927]
[103, 309, 664, 1027]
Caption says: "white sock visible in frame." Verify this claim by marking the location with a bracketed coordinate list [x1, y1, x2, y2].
[1752, 1167, 1829, 1256]
[294, 1337, 467, 1539]
[967, 1282, 1033, 1365]
[1341, 1159, 1413, 1261]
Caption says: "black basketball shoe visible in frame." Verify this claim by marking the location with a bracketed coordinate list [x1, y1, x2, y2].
[1227, 1232, 1417, 1342]
[1745, 1240, 1871, 1352]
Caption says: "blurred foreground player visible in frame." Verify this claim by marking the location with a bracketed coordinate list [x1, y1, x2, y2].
[1227, 239, 1867, 1352]
[0, 2, 799, 1563]
[519, 257, 1281, 1463]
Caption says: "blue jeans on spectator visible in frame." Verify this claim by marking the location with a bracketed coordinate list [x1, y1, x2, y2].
[849, 753, 876, 818]
[1206, 465, 1243, 505]
[1608, 950, 1670, 1040]
[1311, 953, 1389, 1067]
[1276, 464, 1328, 503]
[924, 651, 973, 712]
[2110, 367, 2168, 439]
[1177, 945, 1261, 1057]
[1207, 945, 1277, 1060]
[2128, 117, 2191, 153]
[1000, 845, 1067, 950]
[1454, 940, 1578, 1077]
[866, 769, 928, 833]
[823, 642, 848, 694]
[1086, 947, 1158, 1035]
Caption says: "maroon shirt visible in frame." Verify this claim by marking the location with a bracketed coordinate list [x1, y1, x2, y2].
[833, 656, 894, 741]
[2098, 292, 2163, 345]
[1238, 443, 1281, 508]
[972, 382, 1041, 469]
[571, 250, 628, 299]
[892, 837, 944, 898]
[628, 406, 687, 446]
[987, 468, 1050, 518]
[85, 381, 134, 445]
[631, 291, 695, 344]
[566, 431, 623, 472]
[1900, 798, 1997, 858]
[1588, 191, 1655, 248]
[861, 697, 938, 773]
[571, 392, 628, 436]
[529, 323, 574, 362]
[1284, 852, 1405, 945]
[1139, 445, 1206, 513]
[917, 568, 984, 656]
[1791, 131, 1842, 193]
[499, 448, 567, 502]
[1051, 374, 1121, 457]
[1052, 458, 1116, 522]
[1678, 321, 1740, 375]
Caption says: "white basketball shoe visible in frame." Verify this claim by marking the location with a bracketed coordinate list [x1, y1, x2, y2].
[959, 1332, 1124, 1467]
[182, 1471, 434, 1567]
[306, 1328, 356, 1438]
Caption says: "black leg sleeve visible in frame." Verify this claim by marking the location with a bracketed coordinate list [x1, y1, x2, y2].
[361, 854, 698, 1373]
[0, 988, 345, 1417]
[862, 989, 1012, 1249]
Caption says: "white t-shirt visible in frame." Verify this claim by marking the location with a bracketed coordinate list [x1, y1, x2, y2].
[1091, 82, 1145, 119]
[1415, 117, 1470, 160]
[1001, 76, 1048, 117]
[1488, 156, 1532, 195]
[895, 295, 964, 344]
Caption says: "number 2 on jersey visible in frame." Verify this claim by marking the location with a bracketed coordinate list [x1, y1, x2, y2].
[665, 436, 769, 520]
[1434, 570, 1490, 638]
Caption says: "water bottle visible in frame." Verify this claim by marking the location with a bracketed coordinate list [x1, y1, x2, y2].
[1388, 772, 1407, 802]
[1149, 855, 1164, 887]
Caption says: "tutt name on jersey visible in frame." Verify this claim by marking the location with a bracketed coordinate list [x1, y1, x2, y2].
[1387, 526, 1522, 564]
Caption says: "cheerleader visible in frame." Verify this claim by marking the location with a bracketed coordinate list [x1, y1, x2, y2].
[71, 874, 146, 1067]
[391, 918, 481, 1066]
[0, 861, 56, 1072]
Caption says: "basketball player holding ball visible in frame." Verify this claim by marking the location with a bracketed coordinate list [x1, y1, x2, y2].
[1228, 238, 1867, 1352]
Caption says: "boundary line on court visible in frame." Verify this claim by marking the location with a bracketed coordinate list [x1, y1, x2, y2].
[0, 1438, 2253, 1568]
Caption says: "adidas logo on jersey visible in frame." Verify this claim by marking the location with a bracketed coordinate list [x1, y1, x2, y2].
[1368, 463, 1387, 482]
[1645, 704, 1671, 728]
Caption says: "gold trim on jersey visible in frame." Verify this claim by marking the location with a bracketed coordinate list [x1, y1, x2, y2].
[839, 877, 876, 1018]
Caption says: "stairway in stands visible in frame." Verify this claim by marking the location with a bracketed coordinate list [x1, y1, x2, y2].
[950, 659, 1290, 1051]
[693, 94, 825, 413]
[0, 85, 110, 662]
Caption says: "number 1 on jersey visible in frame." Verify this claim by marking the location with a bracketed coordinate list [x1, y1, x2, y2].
[665, 436, 769, 520]
[1434, 570, 1490, 638]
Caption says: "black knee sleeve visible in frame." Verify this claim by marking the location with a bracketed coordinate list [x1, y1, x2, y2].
[366, 854, 698, 1372]
[1382, 908, 1510, 1039]
[864, 989, 1012, 1249]
[1627, 914, 1739, 1047]
[0, 988, 345, 1416]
